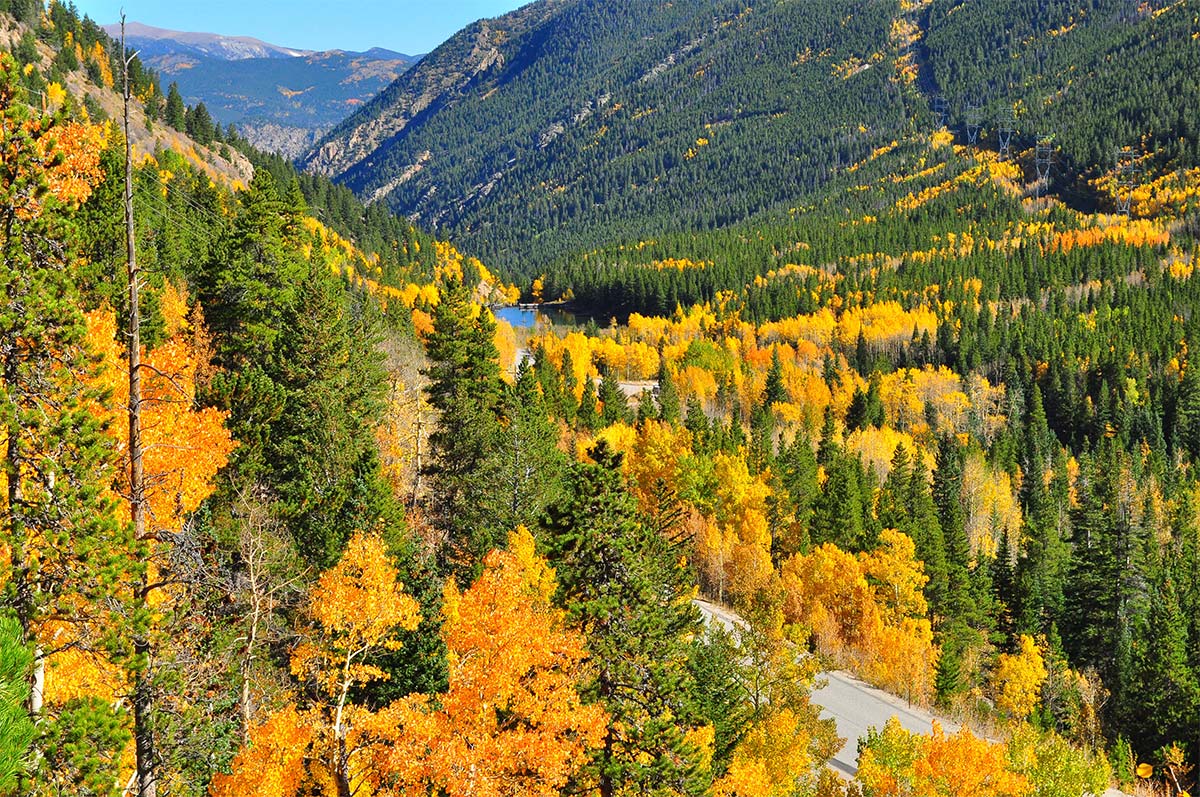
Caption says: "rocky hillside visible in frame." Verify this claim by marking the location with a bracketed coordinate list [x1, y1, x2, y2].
[1, 14, 253, 187]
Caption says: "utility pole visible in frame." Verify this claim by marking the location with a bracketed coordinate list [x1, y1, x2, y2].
[1035, 134, 1054, 199]
[932, 94, 949, 128]
[1116, 148, 1140, 216]
[122, 15, 156, 797]
[997, 105, 1016, 161]
[964, 96, 982, 146]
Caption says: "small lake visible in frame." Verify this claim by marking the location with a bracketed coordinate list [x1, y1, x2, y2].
[492, 305, 622, 329]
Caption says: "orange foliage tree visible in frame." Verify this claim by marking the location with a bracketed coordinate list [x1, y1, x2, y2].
[213, 528, 604, 797]
[781, 530, 937, 703]
[857, 718, 1029, 797]
[362, 527, 606, 796]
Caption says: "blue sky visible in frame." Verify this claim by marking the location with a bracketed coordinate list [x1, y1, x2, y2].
[71, 0, 529, 55]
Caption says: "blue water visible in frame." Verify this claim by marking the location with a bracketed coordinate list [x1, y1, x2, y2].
[492, 305, 602, 329]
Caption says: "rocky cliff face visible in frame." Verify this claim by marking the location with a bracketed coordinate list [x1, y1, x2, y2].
[297, 0, 565, 178]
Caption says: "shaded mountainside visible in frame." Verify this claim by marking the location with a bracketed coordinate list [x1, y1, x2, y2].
[108, 22, 418, 157]
[301, 0, 1198, 281]
[924, 0, 1200, 171]
[298, 0, 915, 278]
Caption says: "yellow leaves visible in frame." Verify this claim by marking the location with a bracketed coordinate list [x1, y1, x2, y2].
[43, 81, 67, 111]
[85, 302, 234, 534]
[915, 722, 1029, 797]
[510, 525, 556, 602]
[494, 317, 518, 382]
[88, 41, 114, 88]
[930, 129, 955, 149]
[713, 709, 818, 797]
[709, 453, 776, 602]
[832, 55, 868, 79]
[871, 140, 900, 160]
[889, 17, 923, 49]
[845, 426, 919, 481]
[1137, 762, 1155, 778]
[291, 531, 421, 696]
[963, 452, 1021, 557]
[651, 257, 712, 271]
[1049, 217, 1171, 253]
[622, 420, 694, 511]
[210, 706, 315, 797]
[365, 530, 606, 797]
[158, 281, 192, 337]
[781, 536, 938, 703]
[993, 635, 1047, 719]
[861, 529, 929, 623]
[859, 718, 1028, 797]
[893, 51, 919, 84]
[597, 420, 638, 455]
[41, 120, 108, 206]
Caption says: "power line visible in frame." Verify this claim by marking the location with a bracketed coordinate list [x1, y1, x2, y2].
[1035, 134, 1055, 199]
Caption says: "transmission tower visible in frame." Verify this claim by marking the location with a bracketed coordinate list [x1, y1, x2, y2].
[997, 106, 1016, 160]
[1035, 134, 1054, 198]
[1115, 149, 1140, 215]
[932, 94, 949, 128]
[964, 97, 982, 146]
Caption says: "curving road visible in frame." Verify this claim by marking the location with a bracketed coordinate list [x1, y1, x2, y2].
[694, 599, 1126, 795]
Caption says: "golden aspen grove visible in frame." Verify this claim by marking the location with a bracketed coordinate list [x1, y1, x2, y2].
[2, 0, 1200, 796]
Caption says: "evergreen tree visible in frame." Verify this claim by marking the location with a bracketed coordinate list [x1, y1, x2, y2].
[599, 368, 630, 427]
[0, 614, 34, 793]
[684, 395, 709, 453]
[0, 65, 129, 789]
[933, 435, 975, 627]
[578, 377, 600, 431]
[165, 82, 186, 131]
[543, 442, 710, 797]
[810, 454, 870, 551]
[879, 444, 948, 615]
[816, 405, 840, 466]
[1126, 572, 1199, 758]
[487, 362, 567, 534]
[1062, 453, 1123, 672]
[991, 529, 1017, 644]
[909, 455, 949, 617]
[422, 279, 505, 577]
[269, 258, 396, 564]
[203, 171, 396, 565]
[762, 348, 786, 409]
[657, 362, 681, 424]
[685, 626, 750, 778]
[185, 102, 214, 146]
[876, 443, 913, 530]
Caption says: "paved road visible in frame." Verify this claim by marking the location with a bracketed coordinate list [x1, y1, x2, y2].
[695, 600, 953, 777]
[694, 599, 1126, 795]
[812, 668, 960, 778]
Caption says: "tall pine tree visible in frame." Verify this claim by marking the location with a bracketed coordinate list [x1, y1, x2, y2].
[543, 442, 710, 797]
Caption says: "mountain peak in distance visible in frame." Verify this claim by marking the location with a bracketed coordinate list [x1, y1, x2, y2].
[102, 21, 314, 60]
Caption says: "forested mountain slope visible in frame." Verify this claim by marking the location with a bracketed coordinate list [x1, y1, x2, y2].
[924, 0, 1200, 169]
[300, 0, 913, 276]
[301, 0, 1198, 280]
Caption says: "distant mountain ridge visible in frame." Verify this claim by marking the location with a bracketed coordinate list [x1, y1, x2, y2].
[102, 21, 314, 60]
[104, 21, 419, 157]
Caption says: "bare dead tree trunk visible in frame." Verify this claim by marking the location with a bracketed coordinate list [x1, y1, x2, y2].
[122, 18, 156, 797]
